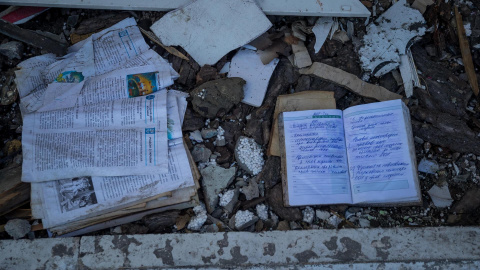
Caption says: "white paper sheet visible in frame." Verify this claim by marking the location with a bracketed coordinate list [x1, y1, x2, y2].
[228, 49, 279, 107]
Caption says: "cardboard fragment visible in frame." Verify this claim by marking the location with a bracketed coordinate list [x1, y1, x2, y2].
[300, 62, 402, 101]
[411, 0, 434, 14]
[258, 39, 290, 65]
[455, 6, 479, 96]
[151, 0, 272, 66]
[268, 91, 336, 156]
[291, 41, 312, 68]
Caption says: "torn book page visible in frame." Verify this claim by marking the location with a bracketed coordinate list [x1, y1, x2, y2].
[300, 62, 402, 101]
[312, 17, 334, 53]
[21, 91, 169, 182]
[168, 90, 189, 125]
[92, 17, 150, 75]
[32, 138, 196, 229]
[227, 49, 279, 107]
[14, 53, 56, 98]
[150, 0, 272, 66]
[359, 0, 426, 77]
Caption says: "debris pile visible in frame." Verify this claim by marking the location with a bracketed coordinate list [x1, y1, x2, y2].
[2, 0, 480, 239]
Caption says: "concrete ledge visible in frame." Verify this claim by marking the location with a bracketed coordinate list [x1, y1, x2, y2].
[1, 227, 479, 269]
[0, 237, 79, 270]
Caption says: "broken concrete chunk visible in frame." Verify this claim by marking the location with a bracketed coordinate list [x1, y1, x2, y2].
[428, 185, 454, 208]
[240, 177, 259, 200]
[191, 144, 212, 163]
[316, 210, 332, 221]
[201, 128, 218, 139]
[418, 158, 439, 174]
[0, 41, 24, 59]
[189, 130, 203, 143]
[151, 0, 272, 66]
[228, 49, 279, 107]
[191, 77, 245, 119]
[359, 0, 426, 77]
[200, 164, 236, 213]
[235, 136, 264, 175]
[5, 219, 31, 239]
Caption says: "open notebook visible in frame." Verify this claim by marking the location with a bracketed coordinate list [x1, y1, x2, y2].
[278, 99, 421, 206]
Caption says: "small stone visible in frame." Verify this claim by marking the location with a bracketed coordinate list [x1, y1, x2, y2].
[418, 158, 439, 174]
[200, 164, 236, 213]
[289, 221, 301, 230]
[189, 130, 203, 143]
[0, 41, 24, 59]
[215, 146, 232, 164]
[302, 206, 315, 224]
[326, 215, 342, 228]
[191, 144, 212, 163]
[183, 109, 205, 131]
[414, 136, 424, 144]
[316, 210, 331, 221]
[111, 226, 122, 234]
[67, 15, 79, 28]
[240, 177, 259, 200]
[201, 128, 218, 139]
[358, 218, 371, 228]
[428, 185, 454, 208]
[203, 224, 219, 233]
[276, 220, 290, 231]
[142, 211, 179, 233]
[5, 219, 31, 239]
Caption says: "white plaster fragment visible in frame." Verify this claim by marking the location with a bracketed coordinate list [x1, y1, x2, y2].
[151, 0, 272, 66]
[312, 17, 334, 53]
[359, 0, 426, 77]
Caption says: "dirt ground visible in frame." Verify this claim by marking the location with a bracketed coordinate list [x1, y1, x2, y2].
[1, 0, 480, 239]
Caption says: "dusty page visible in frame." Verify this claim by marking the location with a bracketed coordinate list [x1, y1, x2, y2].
[343, 99, 420, 204]
[21, 91, 168, 182]
[268, 91, 336, 156]
[280, 110, 352, 206]
[38, 65, 174, 112]
[34, 138, 195, 229]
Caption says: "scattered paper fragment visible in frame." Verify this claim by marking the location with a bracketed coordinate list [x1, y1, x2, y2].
[455, 6, 479, 96]
[428, 185, 454, 208]
[151, 0, 272, 66]
[228, 49, 279, 107]
[300, 62, 402, 101]
[359, 0, 426, 77]
[312, 17, 334, 53]
[399, 49, 423, 98]
[418, 158, 439, 174]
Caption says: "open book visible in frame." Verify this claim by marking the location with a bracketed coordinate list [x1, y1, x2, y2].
[278, 99, 421, 206]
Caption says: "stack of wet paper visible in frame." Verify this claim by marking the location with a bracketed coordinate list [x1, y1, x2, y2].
[15, 18, 199, 235]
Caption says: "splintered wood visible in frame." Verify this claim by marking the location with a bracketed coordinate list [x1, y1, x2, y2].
[300, 62, 402, 101]
[455, 6, 479, 96]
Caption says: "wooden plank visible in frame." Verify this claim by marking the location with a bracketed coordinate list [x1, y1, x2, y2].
[0, 0, 371, 17]
[0, 19, 67, 55]
[0, 166, 31, 217]
[455, 6, 479, 96]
